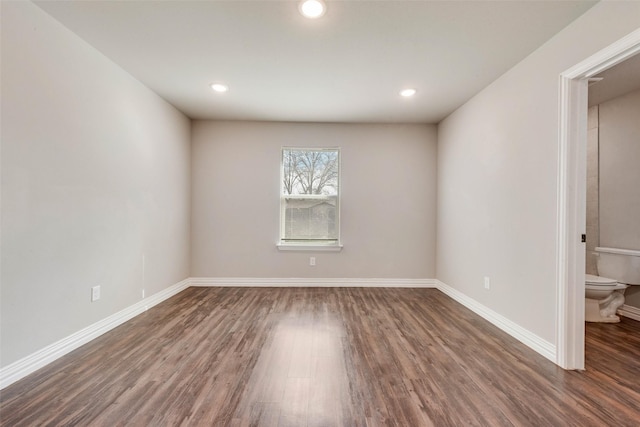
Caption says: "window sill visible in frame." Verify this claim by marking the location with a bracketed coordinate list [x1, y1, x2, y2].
[277, 242, 343, 252]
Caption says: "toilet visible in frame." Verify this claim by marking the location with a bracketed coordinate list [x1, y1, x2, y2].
[585, 247, 640, 323]
[585, 274, 628, 322]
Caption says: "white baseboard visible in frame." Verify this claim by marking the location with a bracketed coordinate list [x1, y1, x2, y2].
[190, 277, 437, 288]
[0, 277, 432, 390]
[3, 277, 558, 390]
[435, 280, 557, 363]
[618, 304, 640, 322]
[0, 278, 190, 390]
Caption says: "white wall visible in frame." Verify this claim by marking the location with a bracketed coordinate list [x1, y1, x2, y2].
[191, 121, 437, 279]
[1, 2, 191, 367]
[598, 88, 640, 308]
[437, 2, 640, 343]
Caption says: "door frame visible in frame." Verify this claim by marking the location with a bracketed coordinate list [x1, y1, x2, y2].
[556, 28, 640, 370]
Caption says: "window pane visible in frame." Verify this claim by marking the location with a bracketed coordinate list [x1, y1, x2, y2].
[281, 148, 339, 242]
[283, 195, 337, 240]
[282, 149, 338, 196]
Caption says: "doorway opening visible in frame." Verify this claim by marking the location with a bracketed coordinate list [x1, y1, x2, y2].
[556, 28, 640, 370]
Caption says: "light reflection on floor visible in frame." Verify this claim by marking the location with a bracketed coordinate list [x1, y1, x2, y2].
[233, 312, 350, 426]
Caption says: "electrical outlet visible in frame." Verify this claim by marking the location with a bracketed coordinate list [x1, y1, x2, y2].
[484, 277, 491, 290]
[310, 256, 316, 266]
[91, 285, 101, 302]
[142, 289, 145, 299]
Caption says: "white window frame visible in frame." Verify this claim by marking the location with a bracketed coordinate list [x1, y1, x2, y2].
[277, 147, 342, 252]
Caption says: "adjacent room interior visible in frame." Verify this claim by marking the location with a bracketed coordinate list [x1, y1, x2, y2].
[1, 1, 639, 424]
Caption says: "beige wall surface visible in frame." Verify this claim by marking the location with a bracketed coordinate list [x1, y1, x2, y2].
[598, 88, 640, 252]
[585, 106, 599, 276]
[191, 121, 437, 279]
[437, 2, 640, 343]
[1, 2, 191, 367]
[598, 88, 640, 308]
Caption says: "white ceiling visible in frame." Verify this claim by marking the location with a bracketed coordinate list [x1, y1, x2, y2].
[589, 53, 640, 107]
[34, 0, 597, 123]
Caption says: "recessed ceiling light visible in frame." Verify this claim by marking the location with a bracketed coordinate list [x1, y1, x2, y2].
[210, 83, 229, 93]
[299, 0, 326, 19]
[400, 88, 417, 97]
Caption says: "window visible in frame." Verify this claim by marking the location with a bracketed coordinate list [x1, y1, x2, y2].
[278, 147, 341, 251]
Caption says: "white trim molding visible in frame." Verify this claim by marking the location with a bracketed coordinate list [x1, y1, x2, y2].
[436, 280, 556, 363]
[555, 72, 588, 370]
[0, 279, 190, 390]
[190, 277, 436, 288]
[276, 243, 343, 252]
[619, 304, 640, 322]
[556, 28, 640, 370]
[0, 276, 434, 390]
[1, 276, 561, 391]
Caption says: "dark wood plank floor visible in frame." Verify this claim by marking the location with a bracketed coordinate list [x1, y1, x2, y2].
[1, 288, 639, 426]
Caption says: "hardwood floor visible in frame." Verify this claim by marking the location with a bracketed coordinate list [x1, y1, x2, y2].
[1, 287, 639, 426]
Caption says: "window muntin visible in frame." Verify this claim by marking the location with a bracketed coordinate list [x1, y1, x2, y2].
[280, 148, 340, 245]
